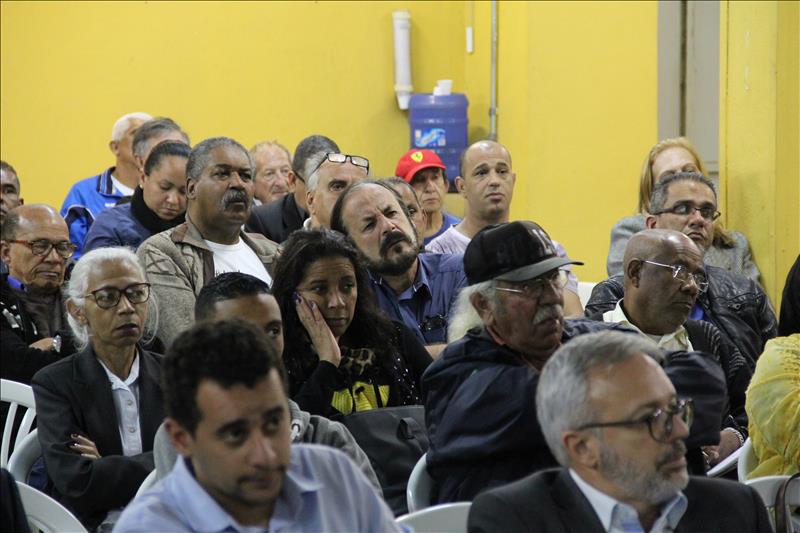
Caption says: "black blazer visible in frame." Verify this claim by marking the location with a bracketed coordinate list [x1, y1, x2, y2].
[246, 193, 307, 244]
[468, 468, 772, 533]
[31, 346, 164, 529]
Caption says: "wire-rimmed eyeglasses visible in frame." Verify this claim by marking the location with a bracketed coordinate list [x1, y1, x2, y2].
[310, 153, 370, 177]
[493, 269, 568, 300]
[639, 259, 709, 293]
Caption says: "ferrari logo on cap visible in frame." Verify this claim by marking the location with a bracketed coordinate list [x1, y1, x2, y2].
[411, 151, 424, 163]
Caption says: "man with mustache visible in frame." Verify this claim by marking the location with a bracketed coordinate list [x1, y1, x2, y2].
[428, 140, 584, 316]
[114, 319, 401, 532]
[422, 221, 631, 504]
[330, 180, 467, 357]
[469, 331, 771, 533]
[586, 172, 777, 366]
[1, 205, 77, 387]
[138, 137, 278, 347]
[591, 229, 752, 471]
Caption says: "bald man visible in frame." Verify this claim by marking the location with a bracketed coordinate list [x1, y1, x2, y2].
[589, 229, 752, 471]
[1, 205, 76, 385]
[428, 140, 584, 316]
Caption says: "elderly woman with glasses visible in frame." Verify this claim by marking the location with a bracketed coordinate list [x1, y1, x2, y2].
[31, 246, 164, 531]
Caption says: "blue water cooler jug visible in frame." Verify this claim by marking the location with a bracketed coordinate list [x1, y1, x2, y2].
[408, 93, 469, 183]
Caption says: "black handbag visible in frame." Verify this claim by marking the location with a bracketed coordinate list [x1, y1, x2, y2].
[342, 404, 429, 516]
[775, 472, 800, 533]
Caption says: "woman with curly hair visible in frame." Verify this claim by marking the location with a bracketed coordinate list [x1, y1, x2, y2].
[271, 229, 432, 418]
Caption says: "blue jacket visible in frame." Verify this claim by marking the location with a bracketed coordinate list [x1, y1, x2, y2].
[83, 202, 151, 254]
[61, 167, 126, 258]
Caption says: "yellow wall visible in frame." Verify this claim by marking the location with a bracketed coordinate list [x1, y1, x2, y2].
[498, 1, 658, 283]
[3, 1, 794, 298]
[1, 0, 466, 205]
[720, 0, 800, 309]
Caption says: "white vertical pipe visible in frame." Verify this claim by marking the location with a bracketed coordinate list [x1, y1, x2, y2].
[393, 10, 413, 110]
[489, 0, 498, 140]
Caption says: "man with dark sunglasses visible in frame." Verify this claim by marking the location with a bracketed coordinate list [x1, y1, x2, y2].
[469, 331, 772, 533]
[304, 150, 369, 229]
[589, 229, 753, 471]
[1, 204, 77, 387]
[587, 172, 777, 366]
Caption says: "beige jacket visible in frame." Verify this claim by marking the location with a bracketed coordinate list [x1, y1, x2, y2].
[137, 214, 278, 347]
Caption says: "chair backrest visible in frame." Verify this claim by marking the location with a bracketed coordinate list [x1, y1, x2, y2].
[396, 502, 471, 533]
[707, 442, 744, 477]
[16, 481, 88, 533]
[738, 437, 757, 481]
[135, 469, 158, 498]
[746, 475, 800, 531]
[407, 452, 432, 513]
[577, 281, 597, 308]
[8, 428, 41, 484]
[1, 379, 37, 467]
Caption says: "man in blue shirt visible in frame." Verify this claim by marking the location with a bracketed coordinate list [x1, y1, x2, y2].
[330, 180, 467, 358]
[114, 318, 399, 532]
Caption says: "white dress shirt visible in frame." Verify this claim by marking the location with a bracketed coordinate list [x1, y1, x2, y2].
[98, 354, 142, 457]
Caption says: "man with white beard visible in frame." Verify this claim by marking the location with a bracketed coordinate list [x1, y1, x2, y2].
[468, 331, 772, 533]
[422, 221, 626, 504]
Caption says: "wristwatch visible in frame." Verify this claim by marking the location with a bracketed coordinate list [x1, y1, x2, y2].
[52, 334, 62, 353]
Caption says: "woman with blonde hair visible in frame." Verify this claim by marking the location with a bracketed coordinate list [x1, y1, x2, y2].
[606, 136, 759, 282]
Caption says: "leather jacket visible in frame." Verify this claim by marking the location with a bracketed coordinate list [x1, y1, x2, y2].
[584, 265, 777, 366]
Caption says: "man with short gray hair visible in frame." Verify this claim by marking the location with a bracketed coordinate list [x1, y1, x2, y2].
[131, 117, 190, 176]
[138, 137, 278, 347]
[468, 331, 771, 533]
[586, 171, 777, 366]
[61, 112, 153, 258]
[247, 135, 339, 242]
[304, 150, 369, 229]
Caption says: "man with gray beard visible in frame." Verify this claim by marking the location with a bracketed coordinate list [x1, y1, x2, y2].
[422, 221, 626, 504]
[137, 137, 278, 347]
[469, 331, 771, 533]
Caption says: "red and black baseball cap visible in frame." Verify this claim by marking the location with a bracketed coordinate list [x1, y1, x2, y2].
[395, 149, 446, 183]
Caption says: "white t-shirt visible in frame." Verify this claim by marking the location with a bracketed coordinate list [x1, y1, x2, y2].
[204, 238, 272, 285]
[111, 175, 135, 197]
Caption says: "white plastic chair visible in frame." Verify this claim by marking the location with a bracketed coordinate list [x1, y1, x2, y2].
[577, 281, 597, 308]
[16, 481, 88, 533]
[737, 438, 758, 481]
[707, 441, 745, 477]
[746, 475, 800, 531]
[8, 428, 41, 484]
[135, 469, 158, 498]
[396, 502, 471, 533]
[407, 453, 433, 512]
[1, 378, 37, 467]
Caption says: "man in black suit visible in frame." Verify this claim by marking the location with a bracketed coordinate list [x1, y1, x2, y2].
[246, 134, 338, 243]
[468, 331, 772, 533]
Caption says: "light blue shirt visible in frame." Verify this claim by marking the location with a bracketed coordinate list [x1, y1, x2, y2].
[569, 469, 688, 533]
[113, 444, 402, 533]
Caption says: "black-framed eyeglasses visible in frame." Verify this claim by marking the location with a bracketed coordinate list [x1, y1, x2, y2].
[639, 259, 709, 293]
[7, 239, 77, 259]
[85, 282, 151, 309]
[576, 398, 694, 443]
[493, 269, 568, 300]
[652, 202, 721, 221]
[310, 153, 370, 177]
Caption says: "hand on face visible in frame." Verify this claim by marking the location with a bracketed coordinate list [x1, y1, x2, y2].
[293, 292, 341, 367]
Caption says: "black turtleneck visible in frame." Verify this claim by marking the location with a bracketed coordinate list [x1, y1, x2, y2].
[130, 186, 185, 234]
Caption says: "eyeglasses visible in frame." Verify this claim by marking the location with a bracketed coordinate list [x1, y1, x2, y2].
[7, 239, 77, 259]
[576, 398, 694, 443]
[310, 153, 370, 177]
[640, 259, 709, 293]
[652, 202, 721, 221]
[493, 269, 568, 299]
[85, 282, 151, 309]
